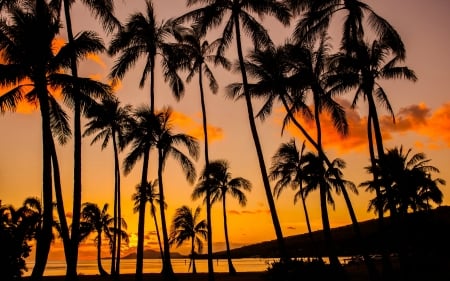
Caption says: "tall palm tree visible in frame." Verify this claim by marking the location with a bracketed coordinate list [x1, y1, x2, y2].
[193, 160, 251, 274]
[0, 3, 110, 279]
[153, 107, 200, 280]
[108, 0, 185, 113]
[172, 26, 230, 278]
[50, 0, 119, 276]
[122, 105, 159, 281]
[179, 0, 291, 263]
[83, 96, 133, 274]
[169, 206, 207, 274]
[132, 180, 165, 262]
[269, 139, 320, 259]
[79, 202, 128, 276]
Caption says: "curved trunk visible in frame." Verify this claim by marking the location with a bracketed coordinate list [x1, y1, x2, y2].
[158, 149, 175, 279]
[281, 94, 378, 279]
[151, 207, 164, 262]
[135, 148, 150, 281]
[61, 0, 82, 278]
[222, 193, 236, 274]
[233, 13, 288, 263]
[50, 137, 72, 266]
[31, 78, 53, 281]
[97, 231, 108, 276]
[199, 65, 215, 281]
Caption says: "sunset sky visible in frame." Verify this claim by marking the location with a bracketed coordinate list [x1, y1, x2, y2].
[1, 0, 450, 260]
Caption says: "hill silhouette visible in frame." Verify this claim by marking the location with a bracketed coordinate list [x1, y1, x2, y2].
[209, 206, 450, 259]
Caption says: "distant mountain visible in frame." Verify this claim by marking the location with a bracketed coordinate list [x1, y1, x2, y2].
[210, 206, 450, 259]
[123, 249, 186, 259]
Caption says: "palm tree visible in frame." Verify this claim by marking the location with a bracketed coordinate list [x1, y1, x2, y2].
[122, 105, 159, 281]
[179, 0, 291, 263]
[153, 107, 200, 280]
[79, 203, 128, 276]
[0, 3, 110, 278]
[362, 146, 446, 216]
[289, 0, 405, 57]
[269, 139, 319, 259]
[108, 0, 185, 113]
[300, 152, 357, 269]
[169, 206, 207, 274]
[193, 160, 251, 274]
[51, 0, 119, 276]
[83, 96, 133, 274]
[132, 180, 165, 262]
[172, 26, 230, 278]
[0, 197, 42, 280]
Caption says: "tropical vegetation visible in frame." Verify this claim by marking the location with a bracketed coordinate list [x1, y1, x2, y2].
[0, 1, 446, 281]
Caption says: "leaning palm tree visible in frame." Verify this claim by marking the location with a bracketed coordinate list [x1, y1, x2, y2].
[179, 0, 292, 264]
[269, 139, 320, 259]
[173, 26, 230, 277]
[83, 96, 133, 274]
[122, 105, 160, 281]
[193, 160, 251, 275]
[132, 180, 165, 262]
[79, 203, 127, 277]
[0, 3, 111, 278]
[169, 205, 207, 274]
[153, 107, 200, 280]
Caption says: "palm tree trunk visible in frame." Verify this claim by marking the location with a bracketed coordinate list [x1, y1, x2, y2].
[299, 186, 320, 261]
[157, 149, 175, 280]
[151, 208, 164, 262]
[31, 84, 53, 281]
[112, 135, 120, 276]
[61, 0, 82, 278]
[97, 231, 108, 276]
[233, 13, 289, 263]
[191, 238, 197, 274]
[198, 65, 215, 281]
[222, 194, 236, 275]
[135, 148, 150, 281]
[50, 137, 72, 269]
[319, 183, 340, 269]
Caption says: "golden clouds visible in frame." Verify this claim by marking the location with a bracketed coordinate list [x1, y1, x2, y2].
[171, 110, 224, 143]
[282, 100, 450, 153]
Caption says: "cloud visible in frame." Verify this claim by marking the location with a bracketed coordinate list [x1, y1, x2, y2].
[171, 111, 224, 143]
[282, 100, 450, 153]
[228, 209, 270, 215]
[286, 226, 296, 230]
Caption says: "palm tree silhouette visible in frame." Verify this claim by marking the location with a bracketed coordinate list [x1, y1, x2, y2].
[178, 0, 291, 264]
[132, 180, 166, 262]
[362, 146, 445, 216]
[83, 96, 133, 275]
[169, 205, 207, 274]
[122, 106, 159, 280]
[153, 107, 200, 280]
[269, 139, 320, 260]
[0, 2, 110, 278]
[79, 202, 128, 276]
[108, 0, 185, 112]
[0, 197, 42, 280]
[172, 25, 231, 278]
[193, 160, 251, 274]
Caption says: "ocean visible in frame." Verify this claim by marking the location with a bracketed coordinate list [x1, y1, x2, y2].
[23, 258, 277, 276]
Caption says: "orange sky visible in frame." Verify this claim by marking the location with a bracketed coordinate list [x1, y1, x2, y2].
[1, 0, 450, 260]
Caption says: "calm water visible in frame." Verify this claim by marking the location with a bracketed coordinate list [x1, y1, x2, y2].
[24, 258, 278, 276]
